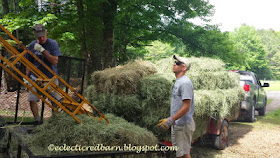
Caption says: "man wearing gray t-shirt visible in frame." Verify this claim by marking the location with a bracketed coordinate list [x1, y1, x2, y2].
[158, 55, 195, 158]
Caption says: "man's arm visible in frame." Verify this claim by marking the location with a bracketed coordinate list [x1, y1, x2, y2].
[34, 43, 59, 65]
[42, 50, 58, 65]
[26, 67, 30, 77]
[157, 99, 191, 130]
[171, 99, 191, 121]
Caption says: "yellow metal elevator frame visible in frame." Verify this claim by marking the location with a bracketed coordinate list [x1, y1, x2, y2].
[0, 24, 109, 124]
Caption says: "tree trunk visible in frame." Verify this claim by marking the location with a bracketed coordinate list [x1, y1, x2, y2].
[11, 0, 19, 39]
[2, 0, 9, 15]
[76, 0, 90, 89]
[50, 0, 61, 15]
[102, 0, 117, 68]
[122, 44, 128, 63]
[86, 1, 103, 72]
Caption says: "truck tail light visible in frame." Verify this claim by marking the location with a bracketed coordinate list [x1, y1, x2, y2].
[243, 84, 250, 91]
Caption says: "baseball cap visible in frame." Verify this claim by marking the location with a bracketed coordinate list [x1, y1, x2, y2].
[173, 55, 191, 70]
[33, 24, 47, 37]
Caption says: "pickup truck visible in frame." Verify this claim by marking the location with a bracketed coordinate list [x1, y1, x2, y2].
[233, 70, 269, 122]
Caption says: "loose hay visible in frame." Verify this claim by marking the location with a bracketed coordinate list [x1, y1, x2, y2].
[21, 113, 158, 156]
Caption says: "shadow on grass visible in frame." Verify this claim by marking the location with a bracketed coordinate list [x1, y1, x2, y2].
[227, 122, 253, 145]
[191, 122, 253, 158]
[4, 116, 34, 123]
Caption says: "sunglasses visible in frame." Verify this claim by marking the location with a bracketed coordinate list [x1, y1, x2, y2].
[175, 61, 183, 66]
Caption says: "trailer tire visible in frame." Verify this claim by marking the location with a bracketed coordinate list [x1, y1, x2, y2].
[213, 120, 229, 150]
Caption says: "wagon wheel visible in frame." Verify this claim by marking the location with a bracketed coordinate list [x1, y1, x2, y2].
[213, 120, 229, 150]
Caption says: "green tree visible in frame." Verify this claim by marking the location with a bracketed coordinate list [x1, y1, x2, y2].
[229, 25, 271, 79]
[270, 51, 280, 79]
[144, 41, 174, 61]
[257, 29, 280, 79]
[1, 0, 233, 79]
[114, 0, 214, 63]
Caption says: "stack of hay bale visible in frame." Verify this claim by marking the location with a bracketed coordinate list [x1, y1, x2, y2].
[88, 60, 173, 139]
[88, 60, 159, 123]
[12, 56, 244, 156]
[87, 57, 244, 141]
[156, 57, 244, 139]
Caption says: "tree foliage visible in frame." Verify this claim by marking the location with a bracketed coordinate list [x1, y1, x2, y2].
[0, 0, 276, 80]
[144, 41, 174, 62]
[257, 29, 280, 79]
[229, 25, 271, 79]
[1, 0, 217, 69]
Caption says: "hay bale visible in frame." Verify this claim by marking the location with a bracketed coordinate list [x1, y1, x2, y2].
[22, 113, 158, 156]
[141, 99, 171, 140]
[192, 116, 209, 141]
[140, 73, 174, 101]
[155, 57, 225, 74]
[188, 57, 225, 72]
[91, 60, 157, 95]
[194, 87, 244, 119]
[87, 86, 142, 123]
[189, 71, 240, 90]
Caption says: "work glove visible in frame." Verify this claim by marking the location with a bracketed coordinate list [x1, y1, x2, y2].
[157, 117, 175, 131]
[34, 43, 45, 53]
[23, 78, 31, 86]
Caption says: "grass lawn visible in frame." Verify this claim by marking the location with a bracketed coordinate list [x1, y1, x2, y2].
[262, 80, 280, 91]
[256, 108, 280, 127]
[4, 116, 34, 122]
[267, 99, 272, 105]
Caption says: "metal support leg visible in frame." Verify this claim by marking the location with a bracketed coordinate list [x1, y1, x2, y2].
[17, 144, 22, 158]
[6, 132, 11, 151]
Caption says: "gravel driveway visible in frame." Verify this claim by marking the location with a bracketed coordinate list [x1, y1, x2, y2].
[221, 90, 280, 158]
[265, 91, 280, 112]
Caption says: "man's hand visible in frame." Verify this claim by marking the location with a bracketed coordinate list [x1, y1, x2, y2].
[34, 43, 45, 53]
[23, 78, 31, 86]
[157, 117, 175, 131]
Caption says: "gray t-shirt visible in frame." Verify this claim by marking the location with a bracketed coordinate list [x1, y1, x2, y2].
[171, 75, 195, 125]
